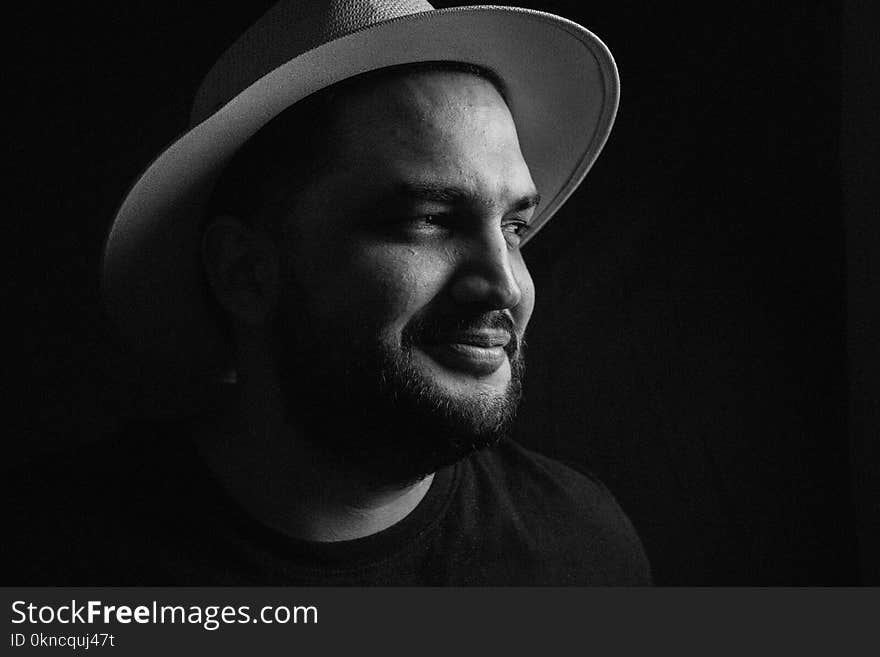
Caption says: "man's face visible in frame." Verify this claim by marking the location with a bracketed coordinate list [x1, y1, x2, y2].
[269, 70, 538, 484]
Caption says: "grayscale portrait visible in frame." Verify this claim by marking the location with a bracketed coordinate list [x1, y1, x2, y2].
[8, 0, 875, 586]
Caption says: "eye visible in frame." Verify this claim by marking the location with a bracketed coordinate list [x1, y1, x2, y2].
[502, 218, 531, 247]
[411, 214, 452, 230]
[502, 219, 530, 235]
[387, 214, 454, 239]
[410, 213, 456, 231]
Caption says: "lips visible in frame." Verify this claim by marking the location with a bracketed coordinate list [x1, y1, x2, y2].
[434, 331, 510, 348]
[421, 331, 512, 376]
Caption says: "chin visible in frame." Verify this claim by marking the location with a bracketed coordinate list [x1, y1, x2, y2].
[272, 312, 525, 486]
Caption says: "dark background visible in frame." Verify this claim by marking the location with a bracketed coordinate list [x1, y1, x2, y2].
[9, 1, 877, 584]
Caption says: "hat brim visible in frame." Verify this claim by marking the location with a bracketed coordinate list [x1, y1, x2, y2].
[102, 5, 619, 374]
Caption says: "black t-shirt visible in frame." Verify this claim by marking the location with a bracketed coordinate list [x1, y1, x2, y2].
[4, 422, 651, 585]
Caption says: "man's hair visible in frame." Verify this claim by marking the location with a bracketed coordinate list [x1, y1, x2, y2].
[201, 60, 507, 363]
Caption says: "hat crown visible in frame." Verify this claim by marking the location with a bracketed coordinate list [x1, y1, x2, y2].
[191, 0, 434, 125]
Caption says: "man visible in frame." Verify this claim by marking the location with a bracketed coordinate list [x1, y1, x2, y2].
[6, 0, 650, 584]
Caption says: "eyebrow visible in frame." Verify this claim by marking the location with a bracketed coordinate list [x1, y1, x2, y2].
[392, 181, 541, 213]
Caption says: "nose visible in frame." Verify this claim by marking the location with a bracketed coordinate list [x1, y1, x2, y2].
[449, 231, 523, 310]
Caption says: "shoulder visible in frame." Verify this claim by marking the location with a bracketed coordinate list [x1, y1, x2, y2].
[5, 433, 146, 516]
[5, 421, 191, 508]
[459, 440, 652, 585]
[2, 421, 197, 584]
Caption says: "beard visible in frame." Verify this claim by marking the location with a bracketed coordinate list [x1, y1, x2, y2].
[270, 283, 526, 488]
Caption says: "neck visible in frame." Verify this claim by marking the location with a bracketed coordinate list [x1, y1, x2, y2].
[193, 378, 434, 542]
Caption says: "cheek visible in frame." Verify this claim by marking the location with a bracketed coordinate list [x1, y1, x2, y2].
[512, 254, 536, 328]
[305, 243, 449, 334]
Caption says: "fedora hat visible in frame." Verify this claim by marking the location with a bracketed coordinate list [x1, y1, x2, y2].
[102, 0, 619, 375]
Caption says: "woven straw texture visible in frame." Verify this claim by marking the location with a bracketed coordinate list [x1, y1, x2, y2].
[192, 0, 434, 123]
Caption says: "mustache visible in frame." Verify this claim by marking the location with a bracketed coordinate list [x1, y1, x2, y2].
[403, 311, 521, 357]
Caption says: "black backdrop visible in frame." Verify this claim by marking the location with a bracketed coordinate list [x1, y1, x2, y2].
[10, 1, 874, 584]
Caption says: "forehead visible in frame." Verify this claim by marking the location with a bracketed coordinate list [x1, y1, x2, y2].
[323, 70, 535, 200]
[336, 69, 507, 139]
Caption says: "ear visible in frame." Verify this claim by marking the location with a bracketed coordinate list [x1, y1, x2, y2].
[201, 216, 280, 327]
